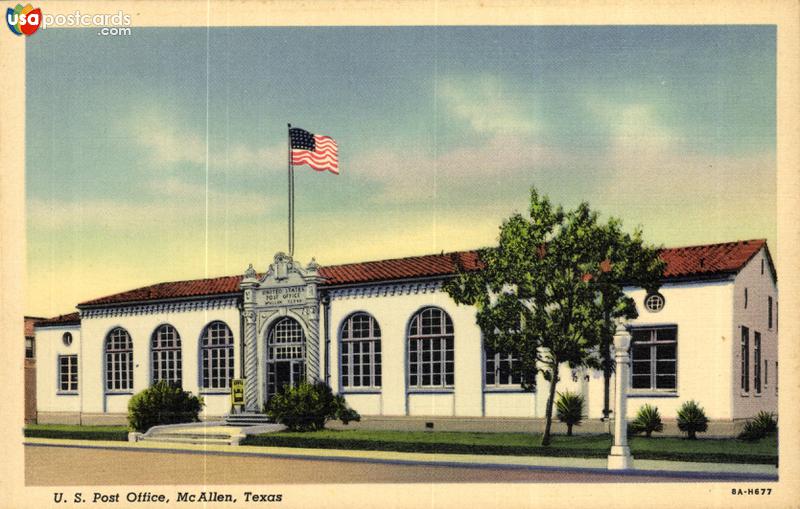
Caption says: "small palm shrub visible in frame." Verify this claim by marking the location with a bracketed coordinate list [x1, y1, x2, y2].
[676, 400, 708, 440]
[630, 404, 664, 438]
[555, 391, 584, 436]
[266, 381, 360, 432]
[128, 381, 204, 432]
[738, 411, 778, 441]
[754, 411, 778, 434]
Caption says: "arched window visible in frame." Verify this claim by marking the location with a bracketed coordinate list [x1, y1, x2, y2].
[340, 313, 381, 389]
[200, 321, 234, 390]
[105, 327, 133, 392]
[151, 324, 182, 387]
[267, 317, 305, 397]
[408, 307, 454, 389]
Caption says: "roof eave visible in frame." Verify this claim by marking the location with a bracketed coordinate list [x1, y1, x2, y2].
[77, 291, 242, 310]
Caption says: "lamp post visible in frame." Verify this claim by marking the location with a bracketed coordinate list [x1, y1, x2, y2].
[607, 322, 634, 470]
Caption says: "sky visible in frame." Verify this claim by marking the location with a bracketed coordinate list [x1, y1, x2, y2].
[26, 26, 776, 316]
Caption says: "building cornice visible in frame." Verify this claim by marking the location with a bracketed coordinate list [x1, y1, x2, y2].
[328, 279, 444, 300]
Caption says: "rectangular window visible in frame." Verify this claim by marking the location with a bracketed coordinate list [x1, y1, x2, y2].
[58, 355, 78, 393]
[768, 297, 773, 329]
[202, 346, 234, 390]
[764, 359, 769, 387]
[754, 331, 761, 394]
[484, 346, 522, 387]
[775, 361, 778, 395]
[744, 288, 748, 308]
[408, 337, 454, 389]
[630, 326, 677, 392]
[25, 338, 35, 359]
[341, 339, 381, 389]
[741, 326, 749, 393]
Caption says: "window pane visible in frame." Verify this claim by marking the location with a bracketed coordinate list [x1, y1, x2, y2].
[656, 344, 676, 360]
[656, 375, 676, 389]
[656, 328, 676, 342]
[632, 361, 651, 375]
[632, 375, 651, 389]
[656, 360, 676, 375]
[631, 345, 650, 361]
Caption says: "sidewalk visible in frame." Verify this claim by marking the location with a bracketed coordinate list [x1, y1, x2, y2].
[24, 437, 778, 480]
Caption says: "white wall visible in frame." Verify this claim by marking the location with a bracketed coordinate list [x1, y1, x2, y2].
[38, 266, 763, 423]
[35, 325, 82, 415]
[732, 247, 778, 419]
[621, 280, 735, 420]
[78, 304, 242, 419]
[327, 286, 483, 417]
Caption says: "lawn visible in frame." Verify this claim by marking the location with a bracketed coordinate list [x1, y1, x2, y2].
[24, 424, 129, 441]
[241, 429, 778, 465]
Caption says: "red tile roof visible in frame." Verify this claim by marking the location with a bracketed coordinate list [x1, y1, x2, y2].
[24, 316, 47, 337]
[79, 275, 243, 307]
[75, 239, 770, 308]
[318, 250, 483, 285]
[659, 239, 768, 280]
[35, 312, 81, 327]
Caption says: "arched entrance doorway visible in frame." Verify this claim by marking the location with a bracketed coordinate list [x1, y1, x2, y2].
[267, 316, 306, 399]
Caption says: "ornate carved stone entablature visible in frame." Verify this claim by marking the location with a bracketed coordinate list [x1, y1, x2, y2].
[328, 280, 443, 300]
[79, 296, 239, 319]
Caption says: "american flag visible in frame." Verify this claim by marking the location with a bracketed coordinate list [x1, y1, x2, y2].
[289, 127, 339, 174]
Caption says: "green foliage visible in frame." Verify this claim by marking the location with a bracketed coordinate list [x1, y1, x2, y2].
[555, 391, 584, 436]
[444, 186, 663, 446]
[630, 404, 664, 438]
[23, 425, 128, 441]
[754, 411, 778, 433]
[265, 381, 360, 432]
[676, 400, 709, 440]
[127, 381, 204, 432]
[738, 412, 778, 441]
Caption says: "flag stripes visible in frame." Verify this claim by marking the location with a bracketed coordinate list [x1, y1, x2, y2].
[289, 128, 339, 174]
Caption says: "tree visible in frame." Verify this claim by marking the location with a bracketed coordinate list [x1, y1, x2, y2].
[446, 188, 607, 445]
[445, 187, 664, 446]
[587, 220, 664, 422]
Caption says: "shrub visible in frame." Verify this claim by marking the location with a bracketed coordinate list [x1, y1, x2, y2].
[127, 381, 204, 432]
[754, 411, 778, 434]
[555, 391, 584, 436]
[266, 381, 360, 432]
[738, 411, 778, 441]
[630, 404, 664, 438]
[676, 400, 708, 440]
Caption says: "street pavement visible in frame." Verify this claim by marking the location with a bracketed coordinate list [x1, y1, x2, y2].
[24, 439, 778, 485]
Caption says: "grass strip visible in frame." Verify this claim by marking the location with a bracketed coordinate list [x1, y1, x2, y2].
[24, 424, 129, 442]
[241, 433, 777, 465]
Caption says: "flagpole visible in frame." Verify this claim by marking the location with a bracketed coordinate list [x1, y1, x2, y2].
[287, 123, 294, 257]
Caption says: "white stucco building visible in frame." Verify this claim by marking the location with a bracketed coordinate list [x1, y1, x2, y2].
[34, 239, 778, 431]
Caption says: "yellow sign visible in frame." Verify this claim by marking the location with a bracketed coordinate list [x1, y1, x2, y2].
[231, 379, 245, 406]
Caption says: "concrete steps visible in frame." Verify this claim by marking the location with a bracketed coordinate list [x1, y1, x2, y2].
[142, 435, 232, 446]
[224, 413, 273, 426]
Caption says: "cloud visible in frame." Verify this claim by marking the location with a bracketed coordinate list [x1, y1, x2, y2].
[438, 75, 538, 136]
[128, 108, 284, 172]
[351, 134, 574, 203]
[28, 184, 277, 232]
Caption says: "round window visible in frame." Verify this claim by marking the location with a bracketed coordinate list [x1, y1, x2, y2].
[644, 293, 665, 312]
[62, 332, 73, 346]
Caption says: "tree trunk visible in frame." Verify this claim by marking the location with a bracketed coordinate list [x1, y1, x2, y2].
[541, 363, 559, 446]
[567, 423, 573, 436]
